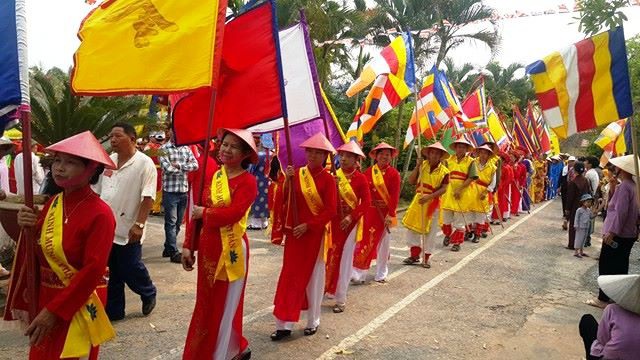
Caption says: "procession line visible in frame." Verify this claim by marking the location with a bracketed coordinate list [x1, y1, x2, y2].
[316, 200, 554, 360]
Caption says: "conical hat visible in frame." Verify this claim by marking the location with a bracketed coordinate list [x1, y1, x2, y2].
[46, 131, 116, 169]
[448, 138, 474, 151]
[476, 144, 494, 154]
[598, 274, 640, 315]
[421, 142, 449, 158]
[217, 128, 258, 164]
[608, 154, 640, 176]
[369, 142, 398, 159]
[337, 140, 365, 158]
[300, 132, 336, 154]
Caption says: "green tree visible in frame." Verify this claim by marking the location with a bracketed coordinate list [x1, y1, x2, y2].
[574, 0, 630, 36]
[431, 0, 499, 67]
[28, 68, 150, 146]
[483, 62, 534, 115]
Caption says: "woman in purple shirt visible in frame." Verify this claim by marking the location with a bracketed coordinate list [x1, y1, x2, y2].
[587, 155, 639, 309]
[579, 275, 640, 360]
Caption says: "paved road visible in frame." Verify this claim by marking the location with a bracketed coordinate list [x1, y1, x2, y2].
[1, 199, 639, 359]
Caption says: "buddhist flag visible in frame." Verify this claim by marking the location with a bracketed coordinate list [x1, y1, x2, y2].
[486, 99, 509, 150]
[526, 26, 633, 139]
[594, 119, 627, 149]
[346, 73, 412, 141]
[347, 33, 416, 97]
[461, 83, 486, 127]
[72, 0, 227, 95]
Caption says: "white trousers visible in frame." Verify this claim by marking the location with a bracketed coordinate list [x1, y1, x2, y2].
[350, 231, 390, 282]
[406, 209, 439, 255]
[275, 243, 325, 330]
[213, 240, 247, 360]
[471, 212, 488, 224]
[335, 227, 357, 304]
[441, 209, 467, 231]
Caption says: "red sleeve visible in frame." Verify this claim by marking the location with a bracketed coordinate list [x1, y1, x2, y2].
[386, 168, 401, 217]
[203, 174, 258, 228]
[46, 206, 115, 321]
[306, 172, 337, 230]
[351, 173, 371, 221]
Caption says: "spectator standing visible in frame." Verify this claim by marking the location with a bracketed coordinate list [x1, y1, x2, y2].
[159, 130, 198, 263]
[96, 123, 158, 321]
[587, 155, 639, 309]
[565, 162, 590, 250]
[14, 142, 45, 195]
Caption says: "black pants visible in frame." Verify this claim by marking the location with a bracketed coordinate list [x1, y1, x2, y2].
[106, 242, 157, 319]
[598, 236, 636, 301]
[579, 314, 602, 360]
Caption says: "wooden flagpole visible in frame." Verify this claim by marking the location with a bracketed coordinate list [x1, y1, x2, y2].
[20, 110, 38, 321]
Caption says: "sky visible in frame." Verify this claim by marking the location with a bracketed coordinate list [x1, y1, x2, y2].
[25, 0, 640, 72]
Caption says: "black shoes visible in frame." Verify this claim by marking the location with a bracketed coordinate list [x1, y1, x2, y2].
[270, 330, 291, 341]
[142, 296, 156, 316]
[232, 348, 251, 360]
[303, 327, 318, 336]
[170, 252, 182, 264]
[162, 250, 172, 258]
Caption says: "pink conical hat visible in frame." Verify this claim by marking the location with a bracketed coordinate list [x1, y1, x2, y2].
[476, 144, 495, 154]
[337, 140, 365, 158]
[217, 128, 259, 164]
[421, 141, 449, 158]
[300, 132, 336, 154]
[46, 131, 116, 169]
[369, 142, 398, 159]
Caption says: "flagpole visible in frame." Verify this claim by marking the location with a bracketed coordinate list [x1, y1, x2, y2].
[628, 114, 640, 205]
[20, 110, 38, 321]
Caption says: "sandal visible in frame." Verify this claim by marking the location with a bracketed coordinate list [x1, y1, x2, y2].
[574, 254, 582, 258]
[270, 330, 292, 341]
[451, 244, 460, 252]
[421, 262, 431, 269]
[585, 299, 607, 309]
[303, 327, 318, 336]
[443, 236, 450, 247]
[403, 257, 420, 265]
[0, 268, 10, 280]
[333, 304, 345, 313]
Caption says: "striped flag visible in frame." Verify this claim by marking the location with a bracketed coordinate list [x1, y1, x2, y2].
[486, 99, 509, 150]
[526, 26, 633, 139]
[594, 119, 627, 149]
[461, 83, 487, 127]
[403, 68, 464, 147]
[347, 33, 416, 97]
[512, 107, 536, 154]
[536, 111, 552, 153]
[0, 0, 29, 125]
[346, 73, 412, 141]
[525, 103, 542, 151]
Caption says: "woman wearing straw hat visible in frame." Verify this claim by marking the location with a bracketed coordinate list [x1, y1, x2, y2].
[468, 144, 498, 241]
[181, 128, 258, 360]
[352, 142, 401, 283]
[586, 155, 639, 309]
[579, 275, 640, 359]
[325, 140, 370, 313]
[4, 131, 117, 359]
[402, 142, 449, 268]
[440, 138, 478, 251]
[272, 132, 337, 340]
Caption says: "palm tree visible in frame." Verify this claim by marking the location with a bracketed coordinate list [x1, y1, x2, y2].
[482, 62, 534, 115]
[442, 57, 477, 96]
[431, 0, 499, 67]
[28, 68, 150, 146]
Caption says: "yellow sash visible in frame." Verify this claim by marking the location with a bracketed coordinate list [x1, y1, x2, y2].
[299, 167, 332, 259]
[210, 167, 249, 282]
[371, 164, 397, 226]
[336, 169, 364, 242]
[40, 195, 115, 358]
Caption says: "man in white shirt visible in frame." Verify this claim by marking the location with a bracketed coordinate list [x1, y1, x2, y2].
[14, 143, 45, 195]
[96, 123, 157, 321]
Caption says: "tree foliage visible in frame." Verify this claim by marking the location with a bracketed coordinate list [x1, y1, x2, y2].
[28, 68, 151, 146]
[574, 0, 630, 36]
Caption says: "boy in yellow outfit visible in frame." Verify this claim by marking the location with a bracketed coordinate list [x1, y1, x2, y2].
[468, 144, 497, 242]
[402, 142, 450, 268]
[441, 138, 478, 252]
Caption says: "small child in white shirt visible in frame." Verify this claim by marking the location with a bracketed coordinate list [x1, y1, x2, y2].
[573, 194, 602, 258]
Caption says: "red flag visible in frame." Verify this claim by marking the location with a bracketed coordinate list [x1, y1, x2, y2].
[172, 1, 284, 145]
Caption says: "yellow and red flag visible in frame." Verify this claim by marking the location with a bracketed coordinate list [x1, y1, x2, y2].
[71, 0, 227, 95]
